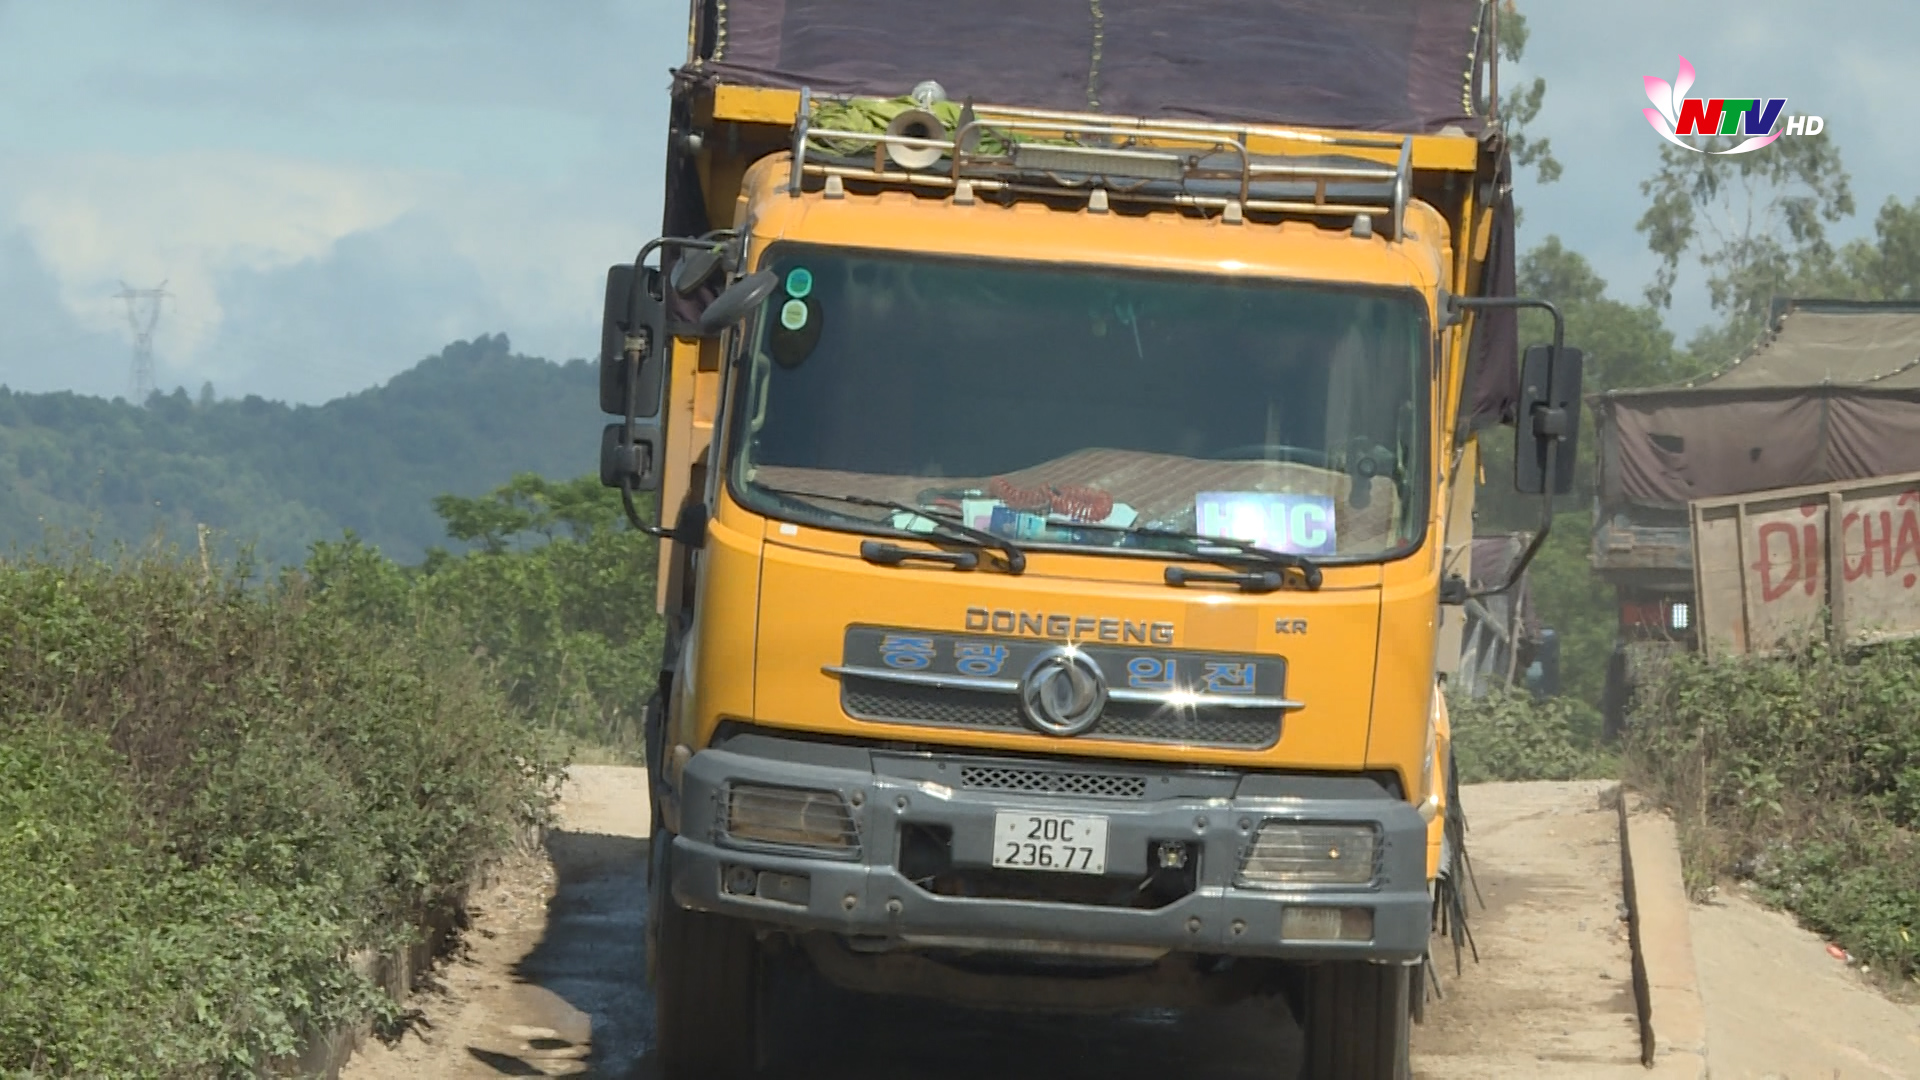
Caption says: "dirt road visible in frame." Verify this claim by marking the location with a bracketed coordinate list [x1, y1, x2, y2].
[1407, 781, 1644, 1078]
[340, 767, 655, 1079]
[1691, 886, 1920, 1078]
[338, 771, 1660, 1078]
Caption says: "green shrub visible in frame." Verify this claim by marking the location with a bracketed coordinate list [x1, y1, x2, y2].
[1629, 640, 1920, 982]
[305, 474, 663, 754]
[0, 548, 561, 1078]
[1448, 683, 1615, 785]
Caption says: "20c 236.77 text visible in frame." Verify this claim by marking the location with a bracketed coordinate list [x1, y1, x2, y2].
[991, 811, 1109, 875]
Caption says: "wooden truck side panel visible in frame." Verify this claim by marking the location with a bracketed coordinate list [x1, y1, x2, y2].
[1691, 468, 1920, 658]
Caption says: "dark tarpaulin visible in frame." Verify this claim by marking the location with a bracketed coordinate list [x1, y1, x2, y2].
[1597, 301, 1920, 507]
[1597, 389, 1920, 507]
[1463, 141, 1518, 433]
[693, 0, 1487, 134]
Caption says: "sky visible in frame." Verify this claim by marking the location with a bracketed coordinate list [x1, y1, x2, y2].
[0, 1, 1912, 405]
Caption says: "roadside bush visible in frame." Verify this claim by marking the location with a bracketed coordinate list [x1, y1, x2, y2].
[1447, 683, 1614, 785]
[304, 474, 662, 754]
[0, 547, 562, 1078]
[1628, 640, 1920, 983]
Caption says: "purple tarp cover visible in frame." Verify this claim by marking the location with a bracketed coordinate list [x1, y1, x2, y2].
[689, 0, 1488, 134]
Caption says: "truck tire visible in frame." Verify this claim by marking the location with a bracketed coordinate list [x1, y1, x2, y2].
[651, 834, 761, 1079]
[1600, 645, 1630, 743]
[642, 688, 666, 826]
[1301, 961, 1412, 1080]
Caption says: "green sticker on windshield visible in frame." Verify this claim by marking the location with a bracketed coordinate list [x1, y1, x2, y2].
[780, 298, 809, 331]
[785, 267, 813, 299]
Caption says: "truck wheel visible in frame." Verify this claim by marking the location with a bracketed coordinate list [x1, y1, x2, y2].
[1301, 961, 1412, 1080]
[1409, 952, 1428, 1025]
[642, 688, 666, 825]
[651, 836, 761, 1079]
[1600, 646, 1630, 743]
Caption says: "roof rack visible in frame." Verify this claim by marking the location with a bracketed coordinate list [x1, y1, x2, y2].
[784, 89, 1414, 238]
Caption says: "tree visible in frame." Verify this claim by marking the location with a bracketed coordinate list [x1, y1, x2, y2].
[1498, 2, 1562, 189]
[1834, 196, 1920, 302]
[430, 485, 537, 554]
[1479, 236, 1690, 528]
[305, 474, 664, 747]
[1475, 237, 1696, 711]
[430, 473, 626, 553]
[1636, 134, 1855, 342]
[1514, 237, 1692, 393]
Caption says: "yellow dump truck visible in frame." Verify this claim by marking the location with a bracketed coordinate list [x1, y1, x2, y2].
[597, 3, 1584, 1076]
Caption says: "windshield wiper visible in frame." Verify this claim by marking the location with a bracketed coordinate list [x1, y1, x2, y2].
[755, 484, 1028, 574]
[1163, 564, 1298, 594]
[1107, 525, 1324, 591]
[858, 541, 980, 571]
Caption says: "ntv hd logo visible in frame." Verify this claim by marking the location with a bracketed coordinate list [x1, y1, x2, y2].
[1642, 56, 1824, 155]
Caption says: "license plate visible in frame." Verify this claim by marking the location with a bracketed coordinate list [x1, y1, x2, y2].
[991, 810, 1109, 875]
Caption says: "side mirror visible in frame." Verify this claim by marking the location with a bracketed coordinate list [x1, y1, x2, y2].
[669, 245, 725, 297]
[600, 420, 663, 493]
[696, 271, 779, 339]
[599, 263, 667, 417]
[1514, 344, 1584, 496]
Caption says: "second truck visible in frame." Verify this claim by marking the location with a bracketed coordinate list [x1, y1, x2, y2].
[598, 2, 1586, 1076]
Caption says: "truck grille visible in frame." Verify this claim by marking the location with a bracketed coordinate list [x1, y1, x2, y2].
[842, 677, 1281, 750]
[958, 765, 1149, 800]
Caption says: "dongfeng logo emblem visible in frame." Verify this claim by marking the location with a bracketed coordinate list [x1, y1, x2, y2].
[1017, 648, 1107, 737]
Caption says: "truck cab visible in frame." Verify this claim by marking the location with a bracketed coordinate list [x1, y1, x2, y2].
[598, 5, 1582, 1077]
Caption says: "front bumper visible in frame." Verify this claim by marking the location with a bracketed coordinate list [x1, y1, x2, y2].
[670, 730, 1431, 963]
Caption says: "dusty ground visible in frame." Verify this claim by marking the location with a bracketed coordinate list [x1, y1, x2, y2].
[1691, 885, 1920, 1079]
[1409, 780, 1645, 1079]
[341, 766, 654, 1079]
[338, 771, 1678, 1078]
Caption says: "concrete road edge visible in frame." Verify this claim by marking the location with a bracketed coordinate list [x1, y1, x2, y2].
[1618, 791, 1709, 1078]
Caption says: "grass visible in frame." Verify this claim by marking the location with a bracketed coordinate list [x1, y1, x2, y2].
[1626, 639, 1920, 987]
[1447, 683, 1618, 786]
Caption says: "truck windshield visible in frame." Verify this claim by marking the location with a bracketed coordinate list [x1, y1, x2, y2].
[726, 244, 1430, 563]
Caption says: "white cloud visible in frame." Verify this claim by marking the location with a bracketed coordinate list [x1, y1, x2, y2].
[0, 0, 684, 403]
[0, 227, 127, 396]
[10, 150, 424, 363]
[0, 145, 658, 399]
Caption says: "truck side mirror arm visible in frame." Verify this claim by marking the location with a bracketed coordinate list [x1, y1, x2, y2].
[1532, 404, 1572, 440]
[1443, 296, 1585, 602]
[601, 230, 740, 545]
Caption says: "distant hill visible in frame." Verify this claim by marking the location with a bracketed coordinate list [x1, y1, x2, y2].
[0, 334, 602, 566]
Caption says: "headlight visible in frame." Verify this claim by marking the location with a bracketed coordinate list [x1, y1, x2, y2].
[722, 783, 860, 857]
[1236, 822, 1380, 888]
[1668, 600, 1691, 631]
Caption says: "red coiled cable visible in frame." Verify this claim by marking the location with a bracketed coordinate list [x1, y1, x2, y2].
[987, 479, 1114, 522]
[1049, 485, 1113, 522]
[989, 477, 1051, 511]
